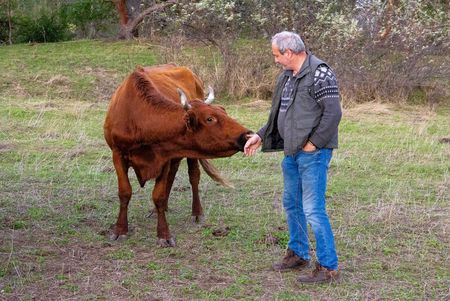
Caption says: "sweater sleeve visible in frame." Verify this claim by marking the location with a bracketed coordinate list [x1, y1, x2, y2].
[308, 64, 342, 148]
[256, 124, 268, 139]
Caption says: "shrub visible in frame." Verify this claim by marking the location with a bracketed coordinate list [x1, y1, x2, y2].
[60, 0, 116, 39]
[0, 16, 10, 45]
[15, 10, 70, 43]
[320, 0, 450, 105]
[157, 36, 278, 100]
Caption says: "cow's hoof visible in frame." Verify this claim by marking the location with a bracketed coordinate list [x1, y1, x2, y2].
[191, 215, 204, 225]
[157, 237, 176, 247]
[109, 233, 128, 241]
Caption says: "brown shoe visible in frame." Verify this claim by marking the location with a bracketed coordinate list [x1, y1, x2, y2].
[272, 249, 310, 272]
[297, 262, 340, 284]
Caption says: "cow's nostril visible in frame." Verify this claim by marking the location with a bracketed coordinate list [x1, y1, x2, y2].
[245, 131, 254, 140]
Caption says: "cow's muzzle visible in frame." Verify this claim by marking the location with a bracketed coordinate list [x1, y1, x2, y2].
[237, 131, 254, 151]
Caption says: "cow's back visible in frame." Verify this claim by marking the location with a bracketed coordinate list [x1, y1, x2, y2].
[142, 65, 205, 102]
[104, 65, 204, 150]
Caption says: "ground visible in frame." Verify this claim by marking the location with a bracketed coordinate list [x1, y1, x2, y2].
[0, 41, 449, 300]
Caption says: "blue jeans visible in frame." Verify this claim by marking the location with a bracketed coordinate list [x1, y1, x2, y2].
[281, 148, 338, 270]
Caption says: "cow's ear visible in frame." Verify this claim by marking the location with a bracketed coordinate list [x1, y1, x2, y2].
[184, 111, 198, 131]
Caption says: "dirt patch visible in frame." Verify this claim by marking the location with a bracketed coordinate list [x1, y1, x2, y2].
[79, 67, 119, 102]
[68, 148, 87, 159]
[344, 102, 442, 134]
[0, 143, 15, 152]
[345, 102, 393, 117]
[241, 99, 271, 111]
[197, 273, 233, 291]
[45, 75, 71, 86]
[173, 185, 190, 192]
[30, 101, 61, 111]
[100, 165, 115, 173]
[258, 233, 279, 246]
[11, 82, 31, 98]
[212, 226, 230, 237]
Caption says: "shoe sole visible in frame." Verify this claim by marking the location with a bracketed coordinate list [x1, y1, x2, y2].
[272, 264, 311, 272]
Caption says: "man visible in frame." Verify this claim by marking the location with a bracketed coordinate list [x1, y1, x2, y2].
[244, 31, 342, 284]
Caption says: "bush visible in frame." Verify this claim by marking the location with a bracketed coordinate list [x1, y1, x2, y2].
[318, 0, 450, 105]
[15, 10, 70, 43]
[157, 36, 278, 99]
[60, 0, 116, 39]
[0, 16, 10, 45]
[0, 0, 14, 45]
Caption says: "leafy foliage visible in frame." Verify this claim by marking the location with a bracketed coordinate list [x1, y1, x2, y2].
[1, 0, 448, 104]
[0, 17, 10, 44]
[325, 0, 450, 104]
[14, 10, 70, 43]
[160, 0, 448, 103]
[60, 0, 116, 39]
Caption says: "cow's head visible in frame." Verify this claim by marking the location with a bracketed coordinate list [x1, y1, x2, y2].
[177, 88, 252, 157]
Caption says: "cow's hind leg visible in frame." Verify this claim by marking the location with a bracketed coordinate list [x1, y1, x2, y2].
[111, 150, 132, 241]
[153, 162, 176, 247]
[187, 158, 204, 224]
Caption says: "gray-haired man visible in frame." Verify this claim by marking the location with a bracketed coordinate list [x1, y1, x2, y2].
[244, 31, 342, 284]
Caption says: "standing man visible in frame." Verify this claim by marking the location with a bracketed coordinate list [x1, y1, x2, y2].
[244, 31, 342, 284]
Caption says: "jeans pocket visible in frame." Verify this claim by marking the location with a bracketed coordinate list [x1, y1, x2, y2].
[301, 148, 321, 155]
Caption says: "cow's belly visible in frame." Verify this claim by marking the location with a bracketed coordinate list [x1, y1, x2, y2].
[128, 145, 167, 187]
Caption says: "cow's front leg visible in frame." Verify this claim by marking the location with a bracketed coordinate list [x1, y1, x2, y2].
[153, 162, 176, 247]
[111, 151, 132, 241]
[187, 158, 204, 224]
[146, 158, 181, 219]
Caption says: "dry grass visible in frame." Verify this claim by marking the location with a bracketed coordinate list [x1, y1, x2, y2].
[0, 40, 449, 301]
[156, 36, 279, 99]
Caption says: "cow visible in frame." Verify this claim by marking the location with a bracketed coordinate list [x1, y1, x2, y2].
[140, 65, 233, 222]
[104, 64, 252, 247]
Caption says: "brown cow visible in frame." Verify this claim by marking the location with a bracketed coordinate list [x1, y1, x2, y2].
[104, 64, 251, 247]
[140, 65, 233, 222]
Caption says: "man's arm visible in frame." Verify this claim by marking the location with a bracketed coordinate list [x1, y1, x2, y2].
[308, 64, 342, 148]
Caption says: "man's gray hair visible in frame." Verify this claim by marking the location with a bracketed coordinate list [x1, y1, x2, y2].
[271, 31, 305, 54]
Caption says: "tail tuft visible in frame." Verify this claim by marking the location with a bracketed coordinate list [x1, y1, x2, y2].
[199, 159, 234, 188]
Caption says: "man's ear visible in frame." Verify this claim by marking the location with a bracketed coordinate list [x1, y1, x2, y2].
[184, 111, 198, 131]
[285, 49, 293, 58]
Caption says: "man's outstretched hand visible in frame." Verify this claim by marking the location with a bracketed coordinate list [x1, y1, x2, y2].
[244, 134, 262, 156]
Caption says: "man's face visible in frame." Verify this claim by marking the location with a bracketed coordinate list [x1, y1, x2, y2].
[271, 43, 292, 70]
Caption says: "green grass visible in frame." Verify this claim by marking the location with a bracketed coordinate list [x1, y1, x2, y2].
[0, 40, 449, 300]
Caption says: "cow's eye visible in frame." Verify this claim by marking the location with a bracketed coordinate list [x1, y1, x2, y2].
[206, 117, 215, 123]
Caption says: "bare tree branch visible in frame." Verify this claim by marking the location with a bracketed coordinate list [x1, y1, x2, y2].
[128, 0, 177, 34]
[113, 0, 177, 39]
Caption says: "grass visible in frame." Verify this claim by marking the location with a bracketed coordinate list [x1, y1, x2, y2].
[0, 40, 449, 300]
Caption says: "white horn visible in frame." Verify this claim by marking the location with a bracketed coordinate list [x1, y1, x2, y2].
[177, 88, 191, 110]
[205, 86, 214, 104]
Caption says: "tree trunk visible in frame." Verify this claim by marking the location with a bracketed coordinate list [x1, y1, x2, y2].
[114, 0, 129, 39]
[114, 0, 177, 40]
[378, 0, 397, 41]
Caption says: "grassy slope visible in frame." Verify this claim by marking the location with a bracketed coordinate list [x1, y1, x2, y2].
[0, 40, 449, 300]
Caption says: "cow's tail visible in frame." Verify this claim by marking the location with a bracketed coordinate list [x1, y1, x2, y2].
[199, 159, 234, 188]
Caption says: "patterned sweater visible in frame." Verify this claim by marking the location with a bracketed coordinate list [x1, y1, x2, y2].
[277, 64, 340, 144]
